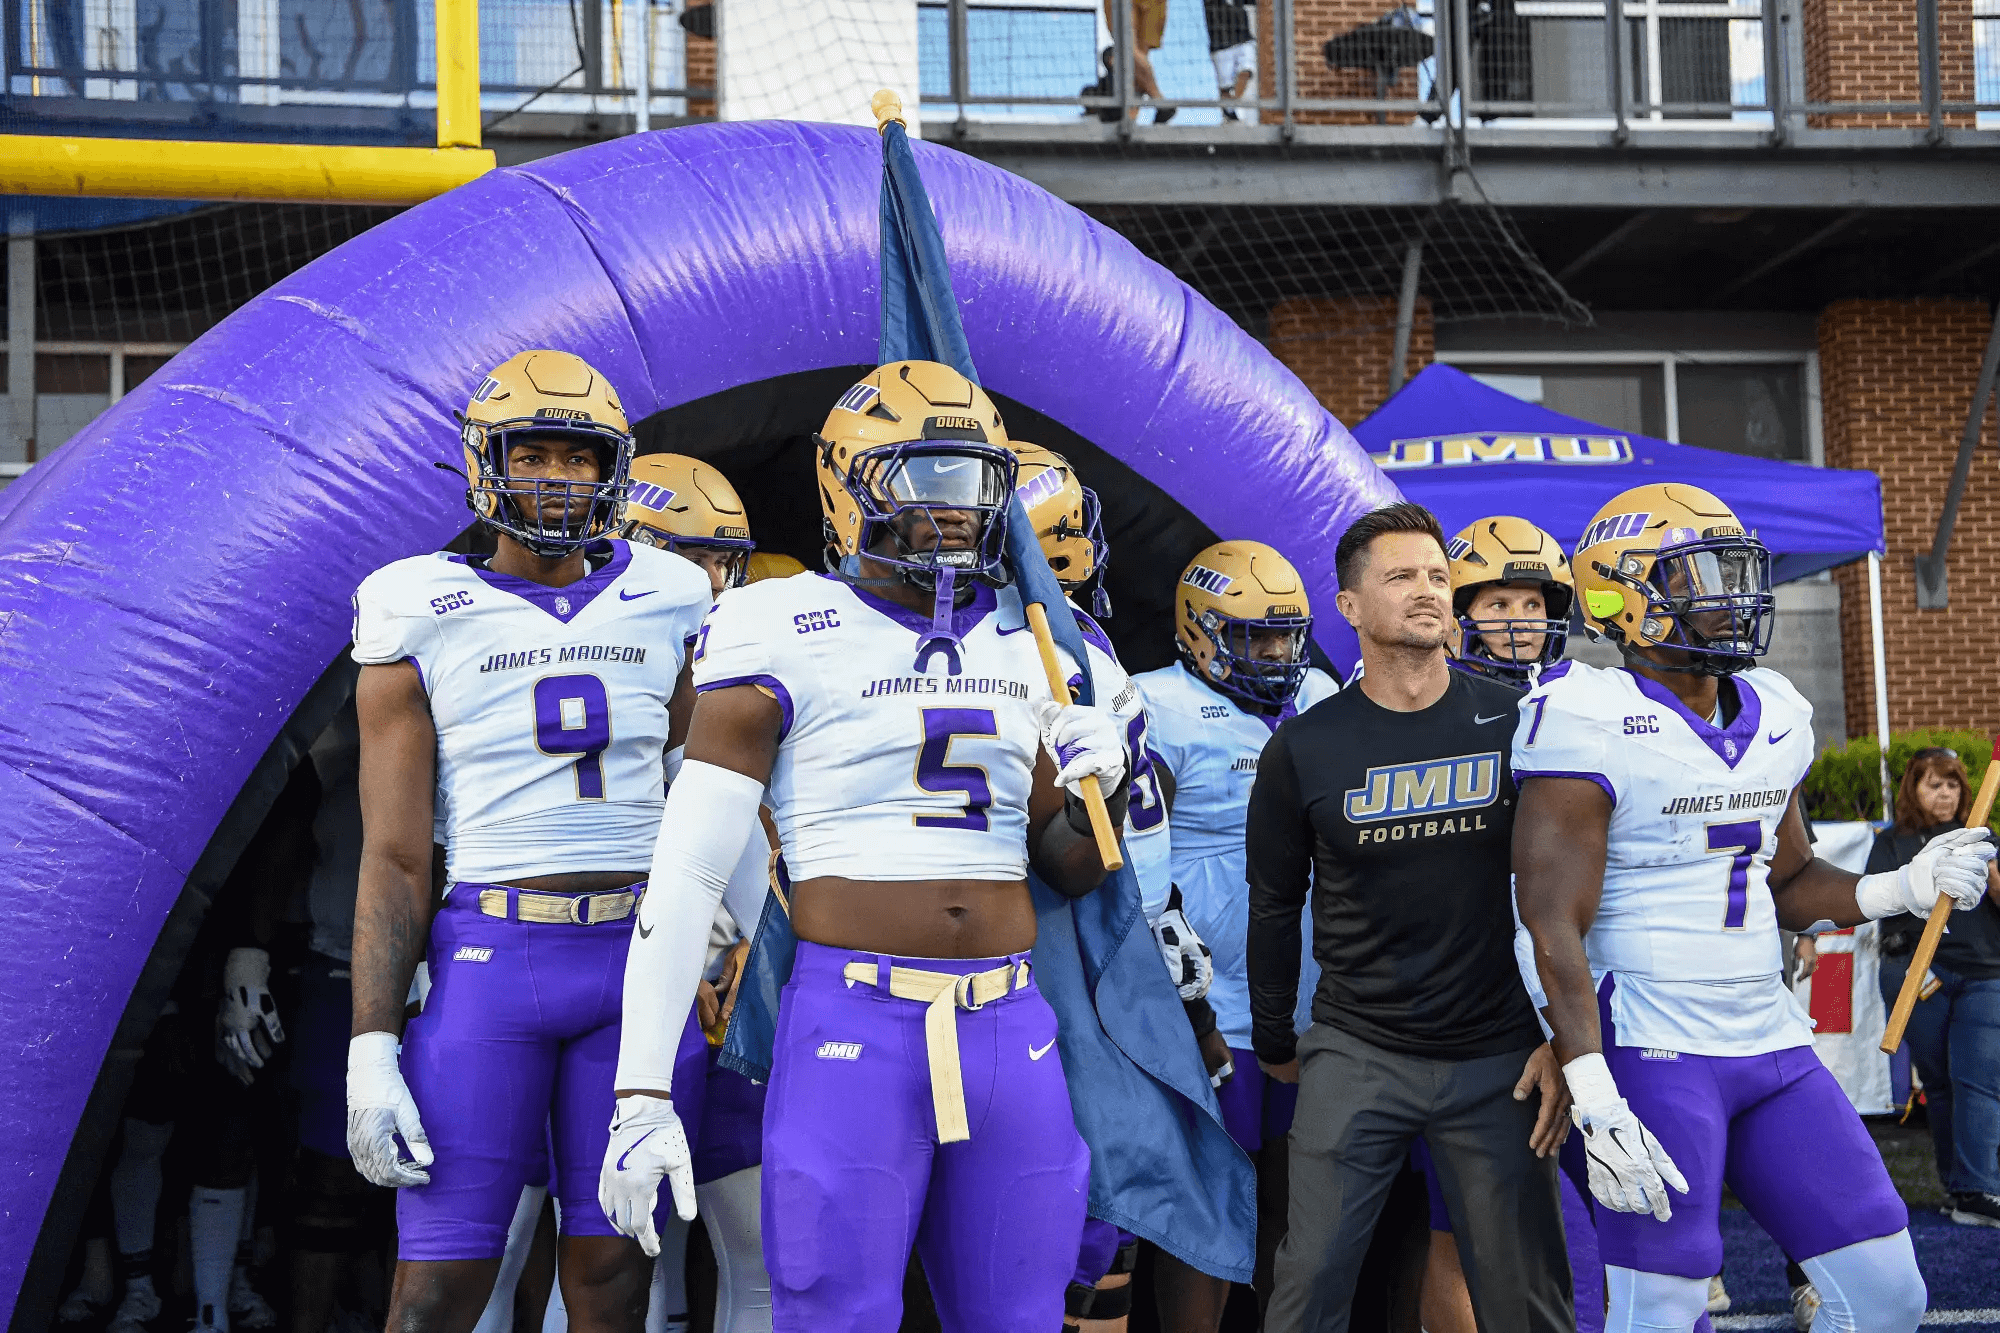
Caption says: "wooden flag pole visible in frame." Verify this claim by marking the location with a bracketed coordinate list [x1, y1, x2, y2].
[1880, 734, 2000, 1054]
[1024, 601, 1125, 872]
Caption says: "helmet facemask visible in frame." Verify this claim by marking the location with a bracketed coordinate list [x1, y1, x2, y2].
[465, 418, 633, 559]
[1192, 611, 1314, 709]
[1454, 580, 1573, 687]
[831, 438, 1016, 590]
[625, 526, 755, 589]
[1608, 533, 1775, 675]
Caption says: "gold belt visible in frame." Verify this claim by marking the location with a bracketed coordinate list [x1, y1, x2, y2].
[476, 886, 639, 925]
[841, 959, 1030, 1144]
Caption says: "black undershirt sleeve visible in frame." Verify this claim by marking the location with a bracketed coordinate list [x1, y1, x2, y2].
[1245, 724, 1313, 1067]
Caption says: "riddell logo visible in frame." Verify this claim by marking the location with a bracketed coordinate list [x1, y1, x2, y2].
[816, 1041, 863, 1061]
[454, 946, 494, 963]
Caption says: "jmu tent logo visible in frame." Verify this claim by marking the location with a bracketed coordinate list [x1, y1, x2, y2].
[1345, 753, 1501, 823]
[1371, 434, 1631, 471]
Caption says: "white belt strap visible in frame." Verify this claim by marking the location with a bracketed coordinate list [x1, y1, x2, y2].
[841, 960, 1029, 1144]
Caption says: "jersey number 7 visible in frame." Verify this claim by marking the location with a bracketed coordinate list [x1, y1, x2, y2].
[535, 674, 611, 800]
[1706, 820, 1760, 930]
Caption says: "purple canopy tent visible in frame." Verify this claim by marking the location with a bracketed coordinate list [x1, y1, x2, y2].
[0, 121, 1396, 1315]
[1354, 363, 1892, 785]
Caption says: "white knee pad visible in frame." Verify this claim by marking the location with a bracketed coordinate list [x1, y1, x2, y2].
[1800, 1231, 1925, 1333]
[1604, 1266, 1710, 1332]
[697, 1167, 771, 1333]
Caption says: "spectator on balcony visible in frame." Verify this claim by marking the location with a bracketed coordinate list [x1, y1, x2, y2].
[1104, 0, 1174, 121]
[1873, 746, 2000, 1229]
[1204, 0, 1255, 120]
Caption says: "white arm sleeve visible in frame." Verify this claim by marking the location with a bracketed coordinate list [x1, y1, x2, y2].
[721, 826, 773, 940]
[1511, 885, 1554, 1040]
[616, 759, 765, 1094]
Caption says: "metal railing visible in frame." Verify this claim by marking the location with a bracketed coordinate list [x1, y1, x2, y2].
[916, 0, 2000, 135]
[5, 0, 712, 131]
[4, 0, 1995, 137]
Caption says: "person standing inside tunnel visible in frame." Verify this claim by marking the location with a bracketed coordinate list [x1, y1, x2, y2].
[344, 350, 714, 1332]
[1248, 501, 1573, 1333]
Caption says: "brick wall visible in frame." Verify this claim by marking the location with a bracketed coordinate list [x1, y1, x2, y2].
[1802, 0, 1974, 128]
[1268, 296, 1434, 431]
[686, 29, 715, 116]
[1257, 0, 1421, 126]
[1821, 299, 1999, 734]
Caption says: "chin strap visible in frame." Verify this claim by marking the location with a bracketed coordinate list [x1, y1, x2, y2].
[1617, 644, 1738, 678]
[913, 566, 961, 674]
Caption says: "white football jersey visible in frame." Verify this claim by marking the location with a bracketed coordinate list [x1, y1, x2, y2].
[1136, 661, 1339, 1049]
[351, 542, 711, 885]
[1512, 661, 1818, 1056]
[691, 573, 1065, 882]
[1065, 606, 1175, 923]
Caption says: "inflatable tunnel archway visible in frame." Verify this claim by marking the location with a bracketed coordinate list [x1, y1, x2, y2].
[0, 121, 1396, 1311]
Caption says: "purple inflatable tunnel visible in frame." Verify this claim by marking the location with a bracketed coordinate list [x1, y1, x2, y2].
[0, 121, 1395, 1311]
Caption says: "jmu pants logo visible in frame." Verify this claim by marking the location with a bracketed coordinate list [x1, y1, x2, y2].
[1344, 753, 1500, 823]
[453, 946, 494, 963]
[816, 1041, 864, 1061]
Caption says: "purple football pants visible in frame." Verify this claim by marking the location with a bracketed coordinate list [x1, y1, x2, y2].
[396, 886, 708, 1260]
[696, 1046, 766, 1186]
[762, 941, 1090, 1332]
[1219, 1046, 1300, 1154]
[1594, 975, 1908, 1280]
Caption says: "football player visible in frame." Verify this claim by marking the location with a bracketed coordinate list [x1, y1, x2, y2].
[623, 451, 775, 1333]
[1012, 442, 1176, 1333]
[621, 453, 757, 593]
[603, 360, 1130, 1332]
[345, 350, 715, 1333]
[1446, 515, 1573, 689]
[1133, 542, 1338, 1323]
[1514, 483, 1995, 1332]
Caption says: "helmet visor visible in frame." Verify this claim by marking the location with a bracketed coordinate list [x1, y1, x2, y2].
[868, 450, 1010, 509]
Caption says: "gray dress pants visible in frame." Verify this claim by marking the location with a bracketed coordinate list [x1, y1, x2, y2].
[1264, 1023, 1574, 1333]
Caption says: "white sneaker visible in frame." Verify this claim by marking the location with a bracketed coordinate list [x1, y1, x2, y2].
[1791, 1281, 1821, 1329]
[228, 1268, 276, 1329]
[1706, 1274, 1731, 1314]
[108, 1281, 163, 1333]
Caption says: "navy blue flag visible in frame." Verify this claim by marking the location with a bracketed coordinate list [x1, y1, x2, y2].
[721, 106, 1255, 1282]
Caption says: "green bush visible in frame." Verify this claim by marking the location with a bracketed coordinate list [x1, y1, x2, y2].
[1801, 729, 1997, 825]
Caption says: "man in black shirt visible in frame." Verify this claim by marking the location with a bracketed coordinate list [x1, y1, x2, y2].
[1247, 502, 1572, 1332]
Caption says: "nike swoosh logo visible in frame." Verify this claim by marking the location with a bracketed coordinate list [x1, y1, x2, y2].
[1768, 729, 1791, 744]
[616, 1128, 657, 1171]
[997, 622, 1031, 636]
[619, 589, 656, 601]
[637, 920, 653, 939]
[1029, 1038, 1057, 1061]
[1473, 713, 1510, 725]
[932, 459, 975, 473]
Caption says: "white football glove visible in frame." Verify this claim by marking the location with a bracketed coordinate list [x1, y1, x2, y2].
[1856, 826, 1995, 920]
[1152, 889, 1214, 1001]
[599, 1094, 698, 1256]
[1564, 1053, 1688, 1222]
[1033, 700, 1128, 797]
[217, 947, 285, 1085]
[346, 1032, 433, 1188]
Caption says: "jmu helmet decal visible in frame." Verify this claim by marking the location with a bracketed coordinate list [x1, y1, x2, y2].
[1182, 565, 1233, 595]
[835, 382, 881, 415]
[472, 375, 502, 403]
[1444, 535, 1473, 561]
[1015, 464, 1066, 510]
[627, 480, 677, 512]
[1579, 510, 1652, 550]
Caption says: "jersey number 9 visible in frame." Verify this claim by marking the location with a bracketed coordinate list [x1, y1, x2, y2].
[535, 674, 611, 800]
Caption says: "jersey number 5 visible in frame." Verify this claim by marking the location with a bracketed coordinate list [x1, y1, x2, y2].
[535, 674, 611, 800]
[1125, 713, 1167, 833]
[914, 708, 996, 831]
[1706, 820, 1760, 930]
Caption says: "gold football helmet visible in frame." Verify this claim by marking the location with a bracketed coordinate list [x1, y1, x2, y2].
[816, 360, 1015, 587]
[1175, 541, 1314, 709]
[1446, 515, 1574, 686]
[1010, 441, 1111, 616]
[460, 350, 633, 557]
[746, 552, 808, 583]
[1574, 483, 1774, 675]
[620, 453, 755, 590]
